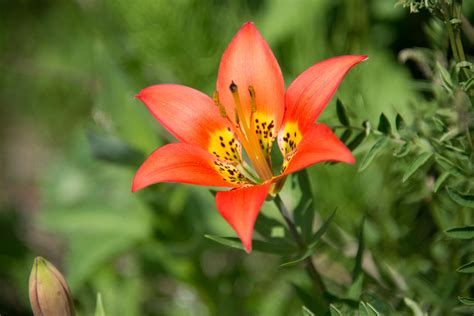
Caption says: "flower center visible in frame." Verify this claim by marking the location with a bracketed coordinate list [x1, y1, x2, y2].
[211, 83, 274, 182]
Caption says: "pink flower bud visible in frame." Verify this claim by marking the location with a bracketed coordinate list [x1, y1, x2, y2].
[29, 257, 75, 316]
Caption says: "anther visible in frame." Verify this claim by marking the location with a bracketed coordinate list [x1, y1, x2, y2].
[229, 81, 238, 93]
[248, 86, 257, 113]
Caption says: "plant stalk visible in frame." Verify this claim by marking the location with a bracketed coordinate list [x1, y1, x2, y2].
[273, 195, 327, 295]
[444, 0, 471, 82]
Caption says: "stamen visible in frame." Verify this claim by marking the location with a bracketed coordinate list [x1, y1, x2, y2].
[228, 81, 273, 180]
[248, 86, 257, 113]
[213, 91, 227, 118]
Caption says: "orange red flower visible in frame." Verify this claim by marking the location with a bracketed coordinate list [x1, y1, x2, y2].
[133, 22, 366, 252]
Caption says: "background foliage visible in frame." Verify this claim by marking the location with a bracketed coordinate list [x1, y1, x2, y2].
[1, 0, 473, 315]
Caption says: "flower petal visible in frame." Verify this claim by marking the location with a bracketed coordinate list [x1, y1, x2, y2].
[284, 55, 367, 133]
[282, 124, 355, 175]
[215, 183, 271, 252]
[136, 84, 229, 149]
[132, 143, 240, 192]
[216, 22, 285, 132]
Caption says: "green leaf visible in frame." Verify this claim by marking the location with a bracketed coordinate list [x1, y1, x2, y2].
[446, 187, 474, 208]
[431, 117, 446, 132]
[445, 226, 474, 239]
[402, 152, 432, 182]
[294, 170, 316, 240]
[366, 302, 380, 316]
[95, 293, 106, 316]
[348, 132, 366, 151]
[458, 296, 474, 305]
[204, 235, 245, 250]
[395, 113, 406, 131]
[358, 138, 388, 171]
[377, 113, 391, 134]
[302, 306, 315, 316]
[336, 99, 350, 126]
[292, 283, 325, 314]
[87, 131, 144, 166]
[308, 209, 337, 247]
[433, 172, 450, 193]
[436, 61, 454, 92]
[204, 235, 295, 254]
[404, 297, 426, 316]
[329, 304, 343, 316]
[359, 302, 379, 316]
[359, 302, 369, 316]
[393, 142, 412, 157]
[280, 209, 336, 268]
[457, 261, 474, 273]
[340, 129, 352, 143]
[347, 274, 364, 300]
[352, 217, 365, 279]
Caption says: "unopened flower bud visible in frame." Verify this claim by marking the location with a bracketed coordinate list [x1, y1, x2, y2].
[29, 256, 75, 316]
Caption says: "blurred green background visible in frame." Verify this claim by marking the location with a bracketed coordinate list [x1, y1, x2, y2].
[1, 0, 473, 315]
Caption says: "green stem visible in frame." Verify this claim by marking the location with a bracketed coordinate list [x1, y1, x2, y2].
[445, 0, 471, 82]
[273, 195, 328, 296]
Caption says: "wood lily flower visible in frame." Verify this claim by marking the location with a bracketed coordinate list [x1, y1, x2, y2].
[133, 22, 367, 252]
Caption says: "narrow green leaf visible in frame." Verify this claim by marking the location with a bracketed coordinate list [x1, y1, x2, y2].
[292, 283, 325, 313]
[446, 187, 474, 208]
[329, 304, 343, 316]
[404, 297, 425, 316]
[458, 296, 474, 305]
[445, 226, 474, 239]
[365, 302, 380, 316]
[205, 235, 295, 254]
[348, 132, 366, 151]
[431, 117, 446, 132]
[352, 217, 365, 279]
[280, 248, 314, 268]
[294, 170, 315, 240]
[347, 274, 364, 300]
[302, 306, 315, 316]
[95, 293, 106, 316]
[393, 142, 413, 158]
[280, 209, 337, 268]
[358, 138, 388, 172]
[457, 261, 474, 273]
[336, 99, 350, 126]
[436, 61, 454, 91]
[393, 142, 412, 157]
[340, 129, 352, 143]
[359, 302, 369, 316]
[377, 113, 391, 134]
[395, 113, 405, 131]
[402, 152, 432, 182]
[433, 172, 450, 193]
[360, 302, 379, 316]
[205, 234, 244, 250]
[308, 209, 337, 247]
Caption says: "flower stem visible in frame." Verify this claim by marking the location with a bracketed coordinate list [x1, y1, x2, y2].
[273, 194, 327, 296]
[444, 0, 471, 82]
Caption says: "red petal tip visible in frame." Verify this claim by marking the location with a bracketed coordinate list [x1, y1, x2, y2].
[347, 154, 356, 164]
[242, 21, 255, 28]
[131, 177, 142, 193]
[134, 91, 143, 101]
[244, 243, 252, 253]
